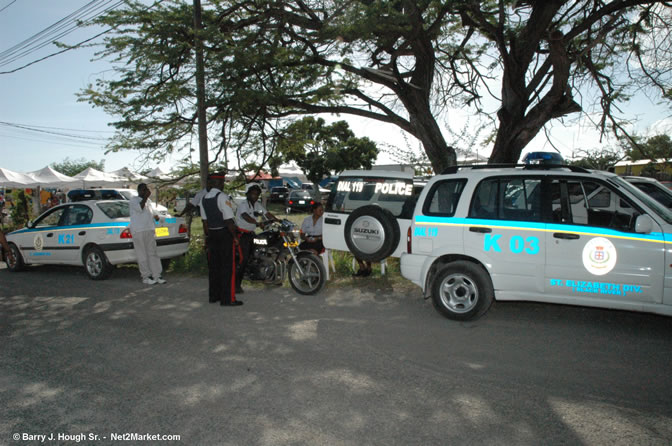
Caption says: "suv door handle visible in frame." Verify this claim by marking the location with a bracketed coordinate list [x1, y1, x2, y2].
[46, 233, 54, 238]
[553, 232, 579, 240]
[469, 227, 492, 233]
[78, 231, 86, 236]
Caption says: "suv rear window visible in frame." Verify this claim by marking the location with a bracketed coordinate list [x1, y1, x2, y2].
[327, 176, 414, 218]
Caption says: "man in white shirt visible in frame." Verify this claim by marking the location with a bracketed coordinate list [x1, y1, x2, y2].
[201, 174, 241, 306]
[129, 183, 165, 285]
[299, 202, 324, 254]
[235, 183, 279, 293]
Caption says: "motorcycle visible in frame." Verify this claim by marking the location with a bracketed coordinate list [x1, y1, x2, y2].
[243, 218, 326, 295]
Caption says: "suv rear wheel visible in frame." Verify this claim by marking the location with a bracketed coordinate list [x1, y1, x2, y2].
[344, 205, 400, 262]
[431, 261, 493, 320]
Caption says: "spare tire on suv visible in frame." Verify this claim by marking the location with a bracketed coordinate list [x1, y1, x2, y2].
[344, 205, 400, 262]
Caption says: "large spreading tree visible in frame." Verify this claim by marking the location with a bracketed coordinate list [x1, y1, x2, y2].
[82, 0, 672, 173]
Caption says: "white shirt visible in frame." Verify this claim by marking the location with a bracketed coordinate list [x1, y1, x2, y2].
[190, 188, 207, 207]
[199, 188, 235, 221]
[301, 215, 323, 237]
[129, 196, 158, 233]
[236, 199, 266, 232]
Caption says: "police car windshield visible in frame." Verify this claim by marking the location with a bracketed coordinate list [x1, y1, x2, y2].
[611, 176, 672, 224]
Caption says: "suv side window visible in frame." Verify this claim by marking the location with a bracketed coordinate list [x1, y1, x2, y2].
[551, 179, 638, 231]
[469, 177, 542, 222]
[423, 179, 466, 217]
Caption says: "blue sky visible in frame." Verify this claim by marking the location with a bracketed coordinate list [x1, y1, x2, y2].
[1, 0, 671, 175]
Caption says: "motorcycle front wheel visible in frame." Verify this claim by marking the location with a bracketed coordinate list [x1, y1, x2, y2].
[288, 252, 326, 295]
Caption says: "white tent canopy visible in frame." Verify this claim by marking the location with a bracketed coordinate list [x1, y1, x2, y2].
[27, 166, 79, 188]
[146, 166, 172, 181]
[72, 167, 125, 188]
[0, 167, 37, 188]
[109, 166, 146, 183]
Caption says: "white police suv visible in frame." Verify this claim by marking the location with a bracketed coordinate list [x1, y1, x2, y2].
[400, 164, 672, 320]
[4, 200, 189, 280]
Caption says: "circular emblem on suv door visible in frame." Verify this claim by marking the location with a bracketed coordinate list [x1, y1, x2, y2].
[582, 237, 617, 276]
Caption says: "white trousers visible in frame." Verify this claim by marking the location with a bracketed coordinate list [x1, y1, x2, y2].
[132, 230, 162, 280]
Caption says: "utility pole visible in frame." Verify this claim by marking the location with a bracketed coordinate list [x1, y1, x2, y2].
[193, 0, 208, 189]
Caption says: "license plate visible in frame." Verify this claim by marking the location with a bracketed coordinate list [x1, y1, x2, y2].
[299, 200, 305, 204]
[155, 227, 169, 237]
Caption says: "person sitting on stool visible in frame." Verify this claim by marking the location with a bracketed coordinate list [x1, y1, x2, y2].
[299, 202, 324, 254]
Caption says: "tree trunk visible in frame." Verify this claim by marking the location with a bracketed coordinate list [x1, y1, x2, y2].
[489, 31, 581, 164]
[402, 93, 456, 174]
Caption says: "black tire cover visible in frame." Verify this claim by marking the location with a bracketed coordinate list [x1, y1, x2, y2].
[344, 205, 400, 262]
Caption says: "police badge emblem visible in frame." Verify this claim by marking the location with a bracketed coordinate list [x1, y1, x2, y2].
[582, 237, 617, 276]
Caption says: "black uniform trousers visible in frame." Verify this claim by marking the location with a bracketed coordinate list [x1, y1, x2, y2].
[207, 228, 235, 303]
[236, 231, 255, 289]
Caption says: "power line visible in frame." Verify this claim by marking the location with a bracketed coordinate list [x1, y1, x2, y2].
[0, 132, 111, 150]
[0, 0, 123, 67]
[0, 121, 112, 142]
[0, 121, 115, 133]
[0, 28, 112, 74]
[0, 0, 165, 74]
[0, 0, 17, 14]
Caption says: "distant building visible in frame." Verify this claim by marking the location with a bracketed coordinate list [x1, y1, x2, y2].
[613, 159, 672, 177]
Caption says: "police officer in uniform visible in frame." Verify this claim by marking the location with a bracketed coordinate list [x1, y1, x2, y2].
[235, 183, 279, 293]
[200, 174, 242, 306]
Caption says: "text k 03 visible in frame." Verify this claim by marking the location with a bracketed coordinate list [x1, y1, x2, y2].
[484, 234, 539, 255]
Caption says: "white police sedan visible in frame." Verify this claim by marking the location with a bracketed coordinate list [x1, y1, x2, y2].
[4, 200, 189, 280]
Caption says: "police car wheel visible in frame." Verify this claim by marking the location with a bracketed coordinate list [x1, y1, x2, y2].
[84, 246, 113, 280]
[431, 261, 493, 321]
[5, 243, 24, 272]
[344, 205, 399, 263]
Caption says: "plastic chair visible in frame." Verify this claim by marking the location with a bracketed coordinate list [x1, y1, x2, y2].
[320, 249, 336, 280]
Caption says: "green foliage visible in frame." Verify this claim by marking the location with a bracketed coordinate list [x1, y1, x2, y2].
[278, 117, 378, 183]
[568, 148, 625, 171]
[626, 134, 672, 161]
[51, 157, 105, 177]
[8, 190, 32, 229]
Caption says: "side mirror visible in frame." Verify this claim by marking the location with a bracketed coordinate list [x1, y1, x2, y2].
[635, 214, 654, 234]
[25, 220, 34, 229]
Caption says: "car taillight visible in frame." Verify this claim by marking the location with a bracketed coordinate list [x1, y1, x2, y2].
[310, 200, 315, 205]
[407, 226, 412, 254]
[178, 224, 187, 234]
[120, 228, 133, 239]
[289, 200, 294, 204]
